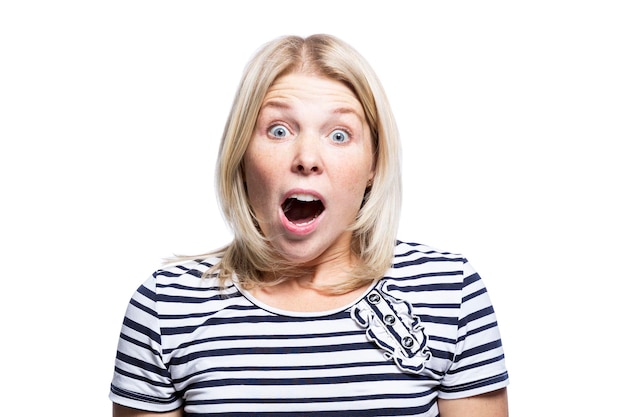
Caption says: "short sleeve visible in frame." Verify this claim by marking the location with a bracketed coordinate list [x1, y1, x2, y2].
[439, 259, 509, 399]
[109, 275, 183, 411]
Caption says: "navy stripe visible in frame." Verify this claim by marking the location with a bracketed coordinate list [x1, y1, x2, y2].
[463, 270, 481, 287]
[429, 347, 455, 361]
[163, 329, 364, 355]
[160, 312, 351, 335]
[153, 270, 181, 278]
[441, 371, 509, 394]
[388, 270, 464, 282]
[119, 332, 160, 357]
[447, 353, 506, 375]
[169, 342, 375, 366]
[188, 391, 433, 405]
[123, 317, 161, 344]
[111, 384, 178, 404]
[169, 266, 204, 278]
[463, 286, 488, 303]
[418, 314, 458, 325]
[113, 366, 174, 389]
[136, 283, 156, 301]
[387, 282, 463, 292]
[412, 301, 460, 309]
[458, 321, 499, 343]
[454, 340, 503, 362]
[173, 360, 397, 384]
[156, 282, 223, 292]
[459, 306, 495, 328]
[185, 404, 436, 417]
[186, 371, 430, 390]
[129, 297, 157, 318]
[155, 293, 225, 304]
[115, 351, 170, 378]
[158, 303, 256, 320]
[394, 256, 464, 269]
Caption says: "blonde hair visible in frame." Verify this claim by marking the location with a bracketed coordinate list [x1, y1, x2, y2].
[210, 34, 401, 294]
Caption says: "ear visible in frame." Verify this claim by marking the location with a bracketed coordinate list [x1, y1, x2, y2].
[367, 166, 375, 186]
[240, 160, 247, 183]
[368, 146, 377, 184]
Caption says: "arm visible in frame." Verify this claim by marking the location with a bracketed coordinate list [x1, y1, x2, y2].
[438, 388, 508, 417]
[112, 404, 184, 417]
[111, 277, 182, 415]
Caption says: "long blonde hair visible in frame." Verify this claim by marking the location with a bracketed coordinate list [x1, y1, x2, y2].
[209, 34, 402, 294]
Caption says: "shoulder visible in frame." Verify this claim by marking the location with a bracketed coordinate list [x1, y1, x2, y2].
[383, 241, 468, 305]
[141, 257, 233, 301]
[393, 240, 464, 259]
[130, 257, 245, 329]
[390, 241, 467, 276]
[153, 257, 219, 280]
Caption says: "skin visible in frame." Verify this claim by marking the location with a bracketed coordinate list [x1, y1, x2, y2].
[244, 73, 375, 267]
[112, 72, 509, 416]
[243, 72, 375, 309]
[112, 384, 509, 417]
[112, 404, 183, 417]
[438, 388, 509, 416]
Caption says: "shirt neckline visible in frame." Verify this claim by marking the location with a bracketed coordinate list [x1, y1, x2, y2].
[232, 278, 378, 318]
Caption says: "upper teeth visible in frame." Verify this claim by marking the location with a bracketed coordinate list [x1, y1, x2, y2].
[289, 194, 319, 202]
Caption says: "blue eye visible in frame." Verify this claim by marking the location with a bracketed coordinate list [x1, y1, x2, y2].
[330, 129, 349, 143]
[269, 125, 289, 139]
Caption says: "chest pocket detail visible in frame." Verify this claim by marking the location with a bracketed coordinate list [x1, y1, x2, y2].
[351, 281, 431, 374]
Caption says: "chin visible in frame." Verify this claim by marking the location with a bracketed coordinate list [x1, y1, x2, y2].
[275, 235, 349, 267]
[271, 239, 323, 264]
[279, 248, 323, 266]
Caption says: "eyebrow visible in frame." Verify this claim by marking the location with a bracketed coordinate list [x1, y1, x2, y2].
[260, 100, 291, 111]
[260, 100, 364, 120]
[332, 107, 361, 117]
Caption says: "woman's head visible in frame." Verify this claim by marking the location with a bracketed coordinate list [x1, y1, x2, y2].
[215, 34, 401, 291]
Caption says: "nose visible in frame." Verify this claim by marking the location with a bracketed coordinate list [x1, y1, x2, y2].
[291, 133, 323, 175]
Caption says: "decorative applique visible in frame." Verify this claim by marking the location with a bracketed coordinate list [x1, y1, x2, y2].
[351, 281, 431, 374]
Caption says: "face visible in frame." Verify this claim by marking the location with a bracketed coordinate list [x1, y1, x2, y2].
[243, 72, 375, 267]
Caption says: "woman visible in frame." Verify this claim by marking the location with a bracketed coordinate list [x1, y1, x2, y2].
[110, 34, 509, 416]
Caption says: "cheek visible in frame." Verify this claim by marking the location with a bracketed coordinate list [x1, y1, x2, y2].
[339, 151, 374, 187]
[334, 163, 372, 208]
[243, 153, 276, 214]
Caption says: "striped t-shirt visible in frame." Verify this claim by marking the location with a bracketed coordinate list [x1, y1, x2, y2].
[110, 241, 508, 416]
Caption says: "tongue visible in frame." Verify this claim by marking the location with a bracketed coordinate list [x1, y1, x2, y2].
[283, 199, 323, 224]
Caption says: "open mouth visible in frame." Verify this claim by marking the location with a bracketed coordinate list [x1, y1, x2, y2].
[281, 194, 325, 225]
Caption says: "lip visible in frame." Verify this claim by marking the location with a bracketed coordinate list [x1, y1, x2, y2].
[279, 188, 326, 236]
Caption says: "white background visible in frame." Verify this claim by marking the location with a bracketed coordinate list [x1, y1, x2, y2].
[1, 1, 624, 415]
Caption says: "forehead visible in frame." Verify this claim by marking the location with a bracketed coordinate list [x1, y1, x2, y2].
[261, 73, 364, 114]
